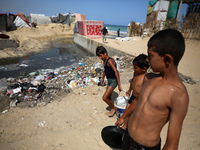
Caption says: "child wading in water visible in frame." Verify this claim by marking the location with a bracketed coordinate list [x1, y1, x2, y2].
[96, 46, 122, 117]
[115, 29, 189, 150]
[120, 54, 149, 129]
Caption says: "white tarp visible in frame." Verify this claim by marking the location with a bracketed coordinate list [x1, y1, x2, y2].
[157, 11, 168, 21]
[30, 13, 52, 25]
[154, 0, 169, 11]
[13, 16, 31, 28]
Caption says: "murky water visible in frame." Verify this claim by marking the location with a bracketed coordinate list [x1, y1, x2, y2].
[0, 38, 94, 79]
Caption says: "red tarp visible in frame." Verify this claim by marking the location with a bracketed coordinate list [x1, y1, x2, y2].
[74, 13, 86, 21]
[78, 21, 104, 39]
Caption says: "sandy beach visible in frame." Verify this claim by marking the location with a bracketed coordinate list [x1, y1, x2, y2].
[0, 25, 200, 150]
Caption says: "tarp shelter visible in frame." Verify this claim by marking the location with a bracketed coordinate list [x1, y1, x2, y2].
[0, 13, 7, 31]
[30, 13, 52, 25]
[73, 13, 86, 34]
[146, 0, 200, 29]
[57, 13, 75, 25]
[167, 0, 179, 19]
[14, 13, 31, 28]
[74, 21, 79, 33]
[0, 12, 17, 31]
[78, 20, 104, 39]
[146, 0, 171, 28]
[74, 13, 86, 21]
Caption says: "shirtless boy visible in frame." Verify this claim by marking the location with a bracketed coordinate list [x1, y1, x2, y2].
[120, 54, 149, 129]
[116, 29, 189, 150]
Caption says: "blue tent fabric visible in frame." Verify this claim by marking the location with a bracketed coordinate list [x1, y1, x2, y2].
[148, 0, 157, 6]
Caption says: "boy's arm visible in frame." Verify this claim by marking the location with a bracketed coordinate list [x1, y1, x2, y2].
[162, 91, 189, 150]
[101, 71, 105, 85]
[126, 72, 135, 96]
[108, 59, 122, 91]
[115, 98, 138, 127]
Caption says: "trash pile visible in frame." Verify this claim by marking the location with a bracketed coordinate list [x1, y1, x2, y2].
[0, 55, 134, 112]
[0, 54, 196, 113]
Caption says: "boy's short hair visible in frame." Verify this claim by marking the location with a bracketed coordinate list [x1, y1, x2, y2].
[133, 54, 149, 69]
[147, 29, 185, 66]
[96, 46, 107, 56]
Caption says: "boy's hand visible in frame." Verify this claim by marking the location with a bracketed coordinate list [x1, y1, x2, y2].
[115, 117, 125, 128]
[118, 85, 122, 92]
[101, 79, 104, 85]
[126, 91, 131, 97]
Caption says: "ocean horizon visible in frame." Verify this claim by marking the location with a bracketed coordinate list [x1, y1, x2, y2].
[104, 24, 128, 33]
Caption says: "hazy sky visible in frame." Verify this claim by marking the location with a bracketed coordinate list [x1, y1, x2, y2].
[0, 0, 188, 26]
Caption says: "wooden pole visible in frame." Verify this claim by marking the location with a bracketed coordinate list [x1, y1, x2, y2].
[177, 0, 183, 21]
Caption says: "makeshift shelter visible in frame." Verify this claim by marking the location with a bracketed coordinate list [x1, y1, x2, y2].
[0, 12, 17, 31]
[14, 13, 31, 28]
[146, 0, 170, 29]
[145, 0, 200, 39]
[146, 0, 200, 29]
[73, 13, 86, 34]
[74, 13, 86, 21]
[57, 13, 75, 25]
[30, 13, 52, 25]
[78, 20, 104, 39]
[0, 13, 7, 31]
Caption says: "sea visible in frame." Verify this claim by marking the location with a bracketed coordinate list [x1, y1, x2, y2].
[104, 24, 128, 33]
[0, 24, 128, 79]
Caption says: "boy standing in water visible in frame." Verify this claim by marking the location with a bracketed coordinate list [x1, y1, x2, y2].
[119, 54, 149, 130]
[96, 46, 122, 117]
[116, 29, 189, 150]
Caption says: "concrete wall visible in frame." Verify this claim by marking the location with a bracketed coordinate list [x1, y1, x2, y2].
[74, 33, 128, 57]
[0, 39, 18, 49]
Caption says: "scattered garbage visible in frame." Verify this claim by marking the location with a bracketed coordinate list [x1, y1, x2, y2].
[0, 55, 195, 112]
[38, 121, 47, 127]
[120, 37, 130, 41]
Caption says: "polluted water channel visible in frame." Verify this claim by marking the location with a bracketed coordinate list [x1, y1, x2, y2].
[0, 38, 94, 79]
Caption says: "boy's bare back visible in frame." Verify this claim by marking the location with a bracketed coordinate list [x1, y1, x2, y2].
[128, 73, 189, 148]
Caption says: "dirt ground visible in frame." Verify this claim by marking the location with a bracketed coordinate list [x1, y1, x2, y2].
[0, 23, 74, 59]
[0, 25, 200, 150]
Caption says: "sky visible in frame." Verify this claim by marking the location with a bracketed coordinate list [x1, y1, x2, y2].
[0, 0, 188, 26]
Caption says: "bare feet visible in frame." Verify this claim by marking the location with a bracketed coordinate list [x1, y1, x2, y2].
[107, 109, 116, 117]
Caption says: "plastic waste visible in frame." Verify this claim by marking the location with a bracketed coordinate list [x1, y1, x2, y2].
[34, 75, 45, 81]
[79, 62, 86, 66]
[13, 87, 22, 94]
[68, 80, 77, 88]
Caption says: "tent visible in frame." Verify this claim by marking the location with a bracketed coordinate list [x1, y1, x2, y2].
[57, 13, 75, 25]
[0, 13, 7, 31]
[74, 13, 86, 21]
[0, 12, 17, 31]
[30, 13, 52, 25]
[0, 12, 30, 31]
[14, 13, 31, 28]
[78, 20, 104, 39]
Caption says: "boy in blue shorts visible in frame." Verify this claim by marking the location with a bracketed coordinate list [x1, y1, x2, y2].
[96, 46, 122, 117]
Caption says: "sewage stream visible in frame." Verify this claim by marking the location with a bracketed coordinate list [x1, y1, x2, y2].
[0, 38, 94, 79]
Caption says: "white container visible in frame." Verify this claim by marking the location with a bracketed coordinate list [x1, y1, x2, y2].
[114, 92, 129, 118]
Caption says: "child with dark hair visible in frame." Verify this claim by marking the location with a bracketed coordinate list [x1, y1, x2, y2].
[117, 54, 149, 130]
[96, 46, 122, 117]
[116, 29, 189, 150]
